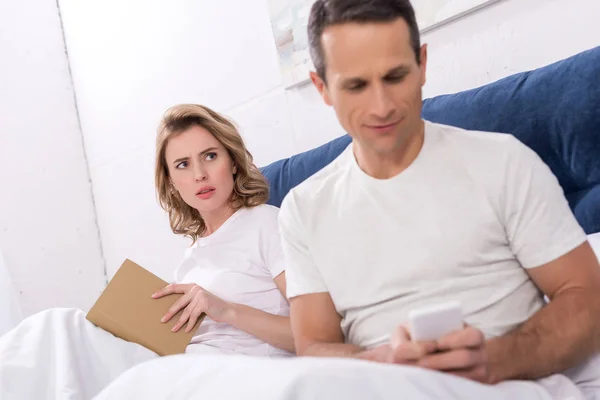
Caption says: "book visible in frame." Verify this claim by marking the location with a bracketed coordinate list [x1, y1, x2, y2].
[86, 259, 202, 356]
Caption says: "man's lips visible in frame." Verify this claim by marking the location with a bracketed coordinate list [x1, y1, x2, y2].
[365, 119, 402, 133]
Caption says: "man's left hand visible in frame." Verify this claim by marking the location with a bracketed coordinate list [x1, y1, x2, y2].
[418, 326, 489, 383]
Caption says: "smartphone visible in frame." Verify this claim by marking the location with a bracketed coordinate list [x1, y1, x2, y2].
[408, 301, 463, 342]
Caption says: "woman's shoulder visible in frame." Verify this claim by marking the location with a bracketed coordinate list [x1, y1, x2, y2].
[239, 204, 280, 232]
[244, 203, 280, 219]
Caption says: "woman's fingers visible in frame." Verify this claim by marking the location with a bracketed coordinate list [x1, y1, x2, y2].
[185, 300, 205, 333]
[172, 296, 197, 332]
[152, 283, 191, 299]
[161, 292, 193, 323]
[154, 284, 207, 331]
[173, 292, 205, 333]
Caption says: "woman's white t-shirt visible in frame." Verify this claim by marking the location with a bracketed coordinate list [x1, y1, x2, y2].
[173, 204, 292, 357]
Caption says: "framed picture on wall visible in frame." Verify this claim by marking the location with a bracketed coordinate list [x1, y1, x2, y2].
[267, 0, 315, 89]
[415, 0, 503, 33]
[267, 0, 504, 89]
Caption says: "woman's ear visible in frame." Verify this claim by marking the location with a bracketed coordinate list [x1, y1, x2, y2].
[232, 164, 237, 175]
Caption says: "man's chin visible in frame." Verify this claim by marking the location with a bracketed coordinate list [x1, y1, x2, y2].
[365, 134, 410, 154]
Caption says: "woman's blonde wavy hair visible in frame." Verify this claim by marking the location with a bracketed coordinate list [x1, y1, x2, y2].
[155, 104, 269, 243]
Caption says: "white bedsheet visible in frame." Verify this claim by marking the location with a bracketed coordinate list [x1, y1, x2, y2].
[0, 308, 252, 399]
[0, 306, 596, 400]
[95, 354, 563, 400]
[0, 308, 158, 399]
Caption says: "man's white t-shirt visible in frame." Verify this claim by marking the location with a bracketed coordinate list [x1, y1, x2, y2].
[279, 121, 587, 349]
[173, 204, 292, 357]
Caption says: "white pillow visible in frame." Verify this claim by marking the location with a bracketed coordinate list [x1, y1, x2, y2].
[589, 232, 600, 261]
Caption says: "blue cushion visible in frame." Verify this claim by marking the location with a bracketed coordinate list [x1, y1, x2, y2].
[261, 46, 600, 234]
[572, 185, 600, 235]
[260, 135, 351, 207]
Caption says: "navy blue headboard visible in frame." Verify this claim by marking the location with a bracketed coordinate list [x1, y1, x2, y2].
[261, 46, 600, 234]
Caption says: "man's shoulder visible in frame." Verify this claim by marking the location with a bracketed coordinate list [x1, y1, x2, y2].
[429, 121, 533, 169]
[430, 121, 523, 152]
[291, 143, 351, 197]
[281, 143, 352, 214]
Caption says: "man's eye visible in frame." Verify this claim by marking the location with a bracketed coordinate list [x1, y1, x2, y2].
[347, 83, 366, 92]
[386, 75, 406, 83]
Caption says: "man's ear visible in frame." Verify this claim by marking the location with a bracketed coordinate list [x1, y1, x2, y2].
[419, 44, 428, 87]
[310, 71, 333, 106]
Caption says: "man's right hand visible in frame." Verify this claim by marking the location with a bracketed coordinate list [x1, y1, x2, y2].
[358, 326, 438, 364]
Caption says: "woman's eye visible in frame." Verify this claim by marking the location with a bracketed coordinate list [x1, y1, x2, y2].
[175, 161, 188, 169]
[205, 152, 217, 161]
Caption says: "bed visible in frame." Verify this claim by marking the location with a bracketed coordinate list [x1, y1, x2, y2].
[3, 47, 599, 400]
[90, 46, 600, 400]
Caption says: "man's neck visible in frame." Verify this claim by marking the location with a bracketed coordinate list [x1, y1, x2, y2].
[201, 205, 236, 237]
[353, 120, 425, 180]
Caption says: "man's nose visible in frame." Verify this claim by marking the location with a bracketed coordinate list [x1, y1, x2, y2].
[370, 85, 396, 121]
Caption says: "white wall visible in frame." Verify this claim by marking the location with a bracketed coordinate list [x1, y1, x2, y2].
[0, 1, 106, 315]
[421, 0, 600, 99]
[58, 0, 599, 282]
[58, 0, 345, 281]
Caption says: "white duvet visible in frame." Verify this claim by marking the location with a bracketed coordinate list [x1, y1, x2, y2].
[96, 354, 558, 400]
[1, 308, 596, 400]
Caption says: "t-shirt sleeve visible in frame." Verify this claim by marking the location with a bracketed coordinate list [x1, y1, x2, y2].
[262, 215, 287, 279]
[502, 139, 587, 269]
[278, 191, 328, 298]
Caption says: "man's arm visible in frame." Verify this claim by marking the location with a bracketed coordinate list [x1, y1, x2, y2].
[485, 241, 600, 383]
[291, 292, 434, 363]
[292, 293, 397, 362]
[290, 292, 359, 357]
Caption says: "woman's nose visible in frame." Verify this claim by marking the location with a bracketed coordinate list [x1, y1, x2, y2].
[194, 167, 207, 182]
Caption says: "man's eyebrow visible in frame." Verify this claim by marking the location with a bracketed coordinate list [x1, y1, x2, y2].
[340, 65, 412, 87]
[384, 65, 411, 76]
[341, 76, 367, 87]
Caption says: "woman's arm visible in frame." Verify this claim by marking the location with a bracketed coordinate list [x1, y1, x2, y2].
[155, 274, 295, 354]
[223, 273, 294, 353]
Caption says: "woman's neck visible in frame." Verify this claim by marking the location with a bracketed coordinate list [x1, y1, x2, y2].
[201, 205, 237, 237]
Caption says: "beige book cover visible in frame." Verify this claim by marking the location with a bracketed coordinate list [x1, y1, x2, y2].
[86, 259, 202, 356]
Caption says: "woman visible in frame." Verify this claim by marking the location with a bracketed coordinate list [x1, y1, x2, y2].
[151, 103, 293, 356]
[0, 104, 294, 400]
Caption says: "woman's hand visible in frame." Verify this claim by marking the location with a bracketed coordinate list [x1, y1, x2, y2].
[152, 283, 233, 333]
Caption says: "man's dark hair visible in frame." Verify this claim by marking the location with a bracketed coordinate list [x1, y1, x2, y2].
[308, 0, 421, 82]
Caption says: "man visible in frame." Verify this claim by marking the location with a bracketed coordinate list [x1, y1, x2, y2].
[278, 0, 600, 396]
